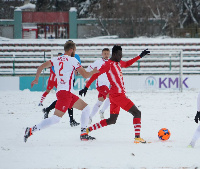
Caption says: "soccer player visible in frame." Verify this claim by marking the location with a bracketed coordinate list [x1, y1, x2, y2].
[86, 48, 110, 124]
[42, 53, 82, 127]
[188, 92, 200, 148]
[79, 45, 150, 143]
[38, 53, 62, 106]
[24, 41, 98, 142]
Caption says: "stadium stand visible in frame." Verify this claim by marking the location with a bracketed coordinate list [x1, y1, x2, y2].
[0, 41, 200, 75]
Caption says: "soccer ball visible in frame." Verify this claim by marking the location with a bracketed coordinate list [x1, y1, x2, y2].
[158, 128, 171, 141]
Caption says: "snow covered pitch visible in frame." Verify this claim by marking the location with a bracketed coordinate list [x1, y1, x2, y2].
[0, 89, 200, 168]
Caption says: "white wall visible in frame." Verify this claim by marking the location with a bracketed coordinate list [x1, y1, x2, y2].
[0, 77, 19, 91]
[124, 75, 200, 91]
[0, 75, 200, 91]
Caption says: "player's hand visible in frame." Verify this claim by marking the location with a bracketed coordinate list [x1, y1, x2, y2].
[31, 79, 38, 88]
[74, 70, 78, 76]
[139, 49, 150, 58]
[194, 111, 200, 123]
[92, 67, 99, 74]
[79, 87, 88, 97]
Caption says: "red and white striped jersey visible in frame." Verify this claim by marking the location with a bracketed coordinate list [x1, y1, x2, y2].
[86, 56, 141, 94]
[50, 55, 81, 92]
[86, 58, 110, 88]
[49, 67, 57, 82]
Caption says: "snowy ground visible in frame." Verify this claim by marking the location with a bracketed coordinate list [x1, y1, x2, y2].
[1, 89, 200, 169]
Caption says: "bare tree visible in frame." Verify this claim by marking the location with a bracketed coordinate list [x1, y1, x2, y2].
[0, 0, 24, 19]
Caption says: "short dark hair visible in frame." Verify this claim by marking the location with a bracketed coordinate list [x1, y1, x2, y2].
[64, 41, 76, 52]
[58, 53, 62, 55]
[102, 48, 110, 52]
[112, 45, 122, 54]
[67, 40, 73, 42]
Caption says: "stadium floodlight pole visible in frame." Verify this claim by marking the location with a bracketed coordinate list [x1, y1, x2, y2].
[12, 53, 15, 76]
[42, 51, 46, 92]
[179, 50, 183, 92]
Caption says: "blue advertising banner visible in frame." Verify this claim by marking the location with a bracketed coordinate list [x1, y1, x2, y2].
[19, 76, 96, 91]
[20, 76, 49, 91]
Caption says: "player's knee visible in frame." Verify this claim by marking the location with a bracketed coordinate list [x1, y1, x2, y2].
[128, 105, 141, 118]
[110, 118, 117, 124]
[51, 115, 61, 124]
[106, 115, 118, 125]
[134, 110, 141, 118]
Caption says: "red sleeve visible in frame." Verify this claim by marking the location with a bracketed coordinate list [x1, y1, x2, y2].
[120, 56, 141, 68]
[86, 62, 109, 88]
[50, 60, 54, 66]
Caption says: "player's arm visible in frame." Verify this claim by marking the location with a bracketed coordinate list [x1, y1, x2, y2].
[121, 49, 150, 68]
[74, 70, 78, 76]
[85, 62, 97, 82]
[79, 63, 109, 96]
[76, 66, 99, 79]
[31, 61, 52, 88]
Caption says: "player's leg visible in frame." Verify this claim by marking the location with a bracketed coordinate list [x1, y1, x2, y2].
[89, 87, 105, 123]
[24, 91, 70, 142]
[188, 92, 200, 147]
[188, 125, 200, 148]
[68, 79, 80, 127]
[99, 94, 110, 120]
[39, 89, 50, 106]
[24, 109, 64, 142]
[89, 86, 110, 123]
[99, 86, 110, 119]
[39, 79, 56, 106]
[111, 93, 145, 143]
[68, 108, 80, 127]
[72, 97, 95, 140]
[43, 100, 57, 119]
[43, 100, 80, 127]
[127, 105, 146, 143]
[87, 99, 119, 133]
[89, 96, 104, 124]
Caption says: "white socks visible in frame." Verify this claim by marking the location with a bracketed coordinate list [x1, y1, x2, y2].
[100, 98, 110, 113]
[190, 125, 200, 147]
[81, 105, 90, 129]
[89, 98, 110, 119]
[32, 115, 61, 133]
[90, 100, 103, 118]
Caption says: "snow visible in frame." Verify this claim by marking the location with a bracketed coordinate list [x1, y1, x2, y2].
[1, 36, 200, 45]
[16, 3, 36, 10]
[69, 7, 77, 12]
[1, 89, 200, 168]
[14, 8, 22, 11]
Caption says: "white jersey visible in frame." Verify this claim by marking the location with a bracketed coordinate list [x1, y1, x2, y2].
[50, 55, 81, 92]
[86, 58, 110, 88]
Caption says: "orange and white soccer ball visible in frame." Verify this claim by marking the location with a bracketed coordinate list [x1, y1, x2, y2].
[158, 128, 171, 141]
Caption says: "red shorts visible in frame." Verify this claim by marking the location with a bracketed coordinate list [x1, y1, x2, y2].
[96, 85, 109, 100]
[109, 93, 134, 114]
[47, 79, 57, 90]
[55, 90, 79, 113]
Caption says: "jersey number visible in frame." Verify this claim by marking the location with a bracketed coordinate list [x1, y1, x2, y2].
[59, 62, 64, 76]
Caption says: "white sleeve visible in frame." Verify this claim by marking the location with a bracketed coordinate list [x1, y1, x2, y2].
[86, 65, 92, 72]
[86, 60, 98, 72]
[72, 58, 81, 69]
[85, 60, 98, 80]
[50, 57, 56, 66]
[197, 92, 200, 112]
